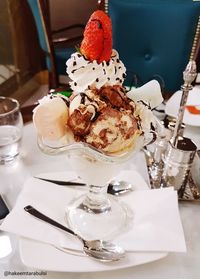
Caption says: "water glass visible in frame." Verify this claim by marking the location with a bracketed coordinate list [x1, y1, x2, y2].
[0, 97, 23, 164]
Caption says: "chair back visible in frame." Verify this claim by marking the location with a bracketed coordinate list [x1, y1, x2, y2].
[27, 0, 58, 87]
[105, 0, 200, 94]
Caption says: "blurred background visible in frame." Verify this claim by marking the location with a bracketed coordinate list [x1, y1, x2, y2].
[0, 0, 200, 108]
[0, 0, 96, 105]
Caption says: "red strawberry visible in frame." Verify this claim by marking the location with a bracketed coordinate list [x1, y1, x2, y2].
[80, 10, 112, 63]
[80, 20, 104, 61]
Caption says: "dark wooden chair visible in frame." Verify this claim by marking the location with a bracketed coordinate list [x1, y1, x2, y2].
[27, 0, 85, 89]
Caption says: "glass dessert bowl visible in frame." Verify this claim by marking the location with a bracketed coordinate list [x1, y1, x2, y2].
[37, 138, 148, 240]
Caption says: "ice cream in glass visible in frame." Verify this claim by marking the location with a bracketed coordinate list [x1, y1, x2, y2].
[33, 10, 162, 239]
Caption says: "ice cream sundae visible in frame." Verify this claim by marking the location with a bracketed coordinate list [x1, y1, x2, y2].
[33, 10, 163, 240]
[33, 10, 162, 155]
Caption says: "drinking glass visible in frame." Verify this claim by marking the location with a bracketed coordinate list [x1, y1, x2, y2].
[0, 97, 23, 164]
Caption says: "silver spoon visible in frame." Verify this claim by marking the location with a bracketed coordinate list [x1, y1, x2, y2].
[35, 177, 134, 196]
[107, 180, 133, 195]
[24, 205, 125, 262]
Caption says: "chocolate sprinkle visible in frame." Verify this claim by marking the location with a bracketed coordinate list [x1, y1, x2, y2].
[96, 78, 99, 82]
[73, 61, 77, 66]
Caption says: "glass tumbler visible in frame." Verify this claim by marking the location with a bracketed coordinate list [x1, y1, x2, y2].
[0, 97, 23, 164]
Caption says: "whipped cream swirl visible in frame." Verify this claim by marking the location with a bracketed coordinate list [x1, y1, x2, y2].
[66, 49, 126, 93]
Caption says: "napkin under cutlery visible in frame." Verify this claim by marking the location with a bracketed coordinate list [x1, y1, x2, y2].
[0, 171, 186, 253]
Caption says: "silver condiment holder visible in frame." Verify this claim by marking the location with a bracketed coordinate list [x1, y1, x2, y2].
[150, 61, 198, 196]
[161, 137, 197, 198]
[171, 60, 197, 146]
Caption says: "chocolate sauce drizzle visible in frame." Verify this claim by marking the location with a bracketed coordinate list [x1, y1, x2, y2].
[79, 93, 99, 121]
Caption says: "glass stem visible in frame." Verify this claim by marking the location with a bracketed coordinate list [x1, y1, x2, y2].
[82, 184, 111, 214]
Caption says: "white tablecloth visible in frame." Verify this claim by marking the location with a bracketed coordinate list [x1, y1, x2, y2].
[0, 123, 200, 279]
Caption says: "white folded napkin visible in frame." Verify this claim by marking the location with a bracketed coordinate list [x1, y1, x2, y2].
[0, 171, 186, 253]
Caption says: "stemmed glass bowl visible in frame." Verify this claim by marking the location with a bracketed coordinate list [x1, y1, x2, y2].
[37, 133, 151, 240]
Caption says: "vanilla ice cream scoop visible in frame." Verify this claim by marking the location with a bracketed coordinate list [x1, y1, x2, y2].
[33, 96, 69, 141]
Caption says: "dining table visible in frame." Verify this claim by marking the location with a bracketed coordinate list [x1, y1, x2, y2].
[0, 115, 200, 279]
